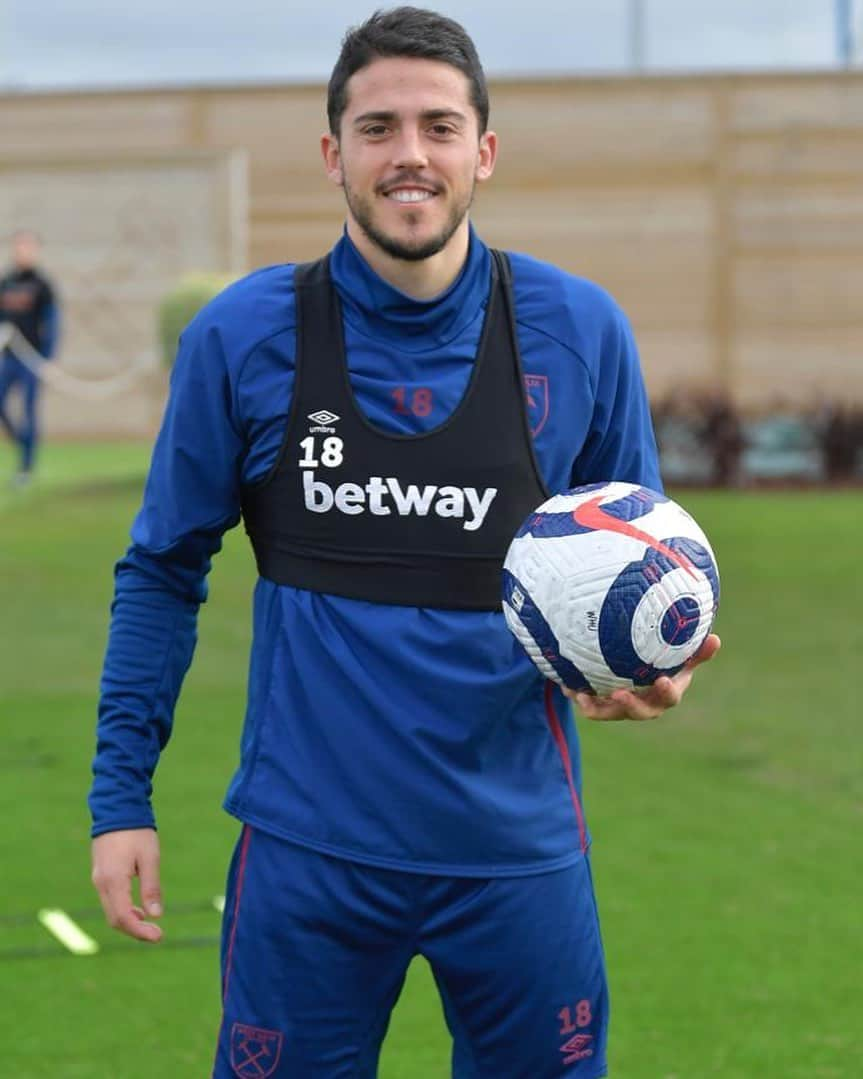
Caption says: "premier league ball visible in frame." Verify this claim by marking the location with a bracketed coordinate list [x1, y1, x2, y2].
[502, 482, 720, 696]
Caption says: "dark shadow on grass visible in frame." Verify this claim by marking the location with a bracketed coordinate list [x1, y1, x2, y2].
[0, 750, 60, 771]
[1, 472, 147, 516]
[0, 936, 219, 961]
[51, 474, 147, 500]
[705, 749, 766, 774]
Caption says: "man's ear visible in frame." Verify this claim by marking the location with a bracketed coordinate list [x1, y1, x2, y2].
[321, 133, 344, 186]
[475, 130, 498, 183]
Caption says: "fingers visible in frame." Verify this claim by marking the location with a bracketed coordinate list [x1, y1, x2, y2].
[108, 900, 163, 943]
[562, 630, 722, 722]
[617, 676, 682, 719]
[570, 691, 628, 722]
[688, 632, 722, 668]
[94, 875, 163, 942]
[137, 841, 163, 921]
[572, 677, 680, 722]
[91, 829, 163, 943]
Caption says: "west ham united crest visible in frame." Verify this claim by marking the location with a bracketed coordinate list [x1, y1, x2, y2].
[524, 374, 549, 436]
[230, 1023, 283, 1078]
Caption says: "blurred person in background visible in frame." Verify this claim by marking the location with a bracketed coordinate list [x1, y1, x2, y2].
[0, 229, 60, 487]
[89, 7, 719, 1077]
[699, 389, 745, 488]
[814, 398, 863, 483]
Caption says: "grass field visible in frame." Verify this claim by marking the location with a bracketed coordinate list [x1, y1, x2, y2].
[1, 442, 860, 1078]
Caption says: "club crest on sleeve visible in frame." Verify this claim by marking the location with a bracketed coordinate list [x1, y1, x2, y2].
[230, 1023, 284, 1078]
[524, 374, 549, 436]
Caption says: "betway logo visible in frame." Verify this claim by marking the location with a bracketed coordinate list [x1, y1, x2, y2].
[303, 473, 497, 531]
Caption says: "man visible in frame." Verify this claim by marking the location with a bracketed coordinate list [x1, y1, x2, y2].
[0, 229, 60, 485]
[90, 8, 720, 1077]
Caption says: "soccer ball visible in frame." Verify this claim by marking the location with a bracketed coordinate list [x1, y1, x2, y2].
[502, 482, 720, 696]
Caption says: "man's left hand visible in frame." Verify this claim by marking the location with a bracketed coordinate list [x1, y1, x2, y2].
[563, 633, 721, 722]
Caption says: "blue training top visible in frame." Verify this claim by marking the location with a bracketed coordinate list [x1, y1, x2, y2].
[90, 226, 661, 876]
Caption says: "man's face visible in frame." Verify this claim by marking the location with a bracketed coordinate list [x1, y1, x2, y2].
[12, 233, 40, 270]
[322, 57, 496, 262]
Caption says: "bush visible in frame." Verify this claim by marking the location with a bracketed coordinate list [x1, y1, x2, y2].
[157, 273, 236, 366]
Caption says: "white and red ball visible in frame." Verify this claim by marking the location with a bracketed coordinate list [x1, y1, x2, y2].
[502, 482, 720, 696]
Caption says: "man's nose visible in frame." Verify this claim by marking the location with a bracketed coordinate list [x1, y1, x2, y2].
[391, 128, 429, 169]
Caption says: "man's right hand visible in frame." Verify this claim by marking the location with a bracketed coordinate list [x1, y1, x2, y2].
[91, 828, 163, 943]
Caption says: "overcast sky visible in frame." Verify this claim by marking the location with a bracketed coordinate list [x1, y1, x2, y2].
[2, 0, 860, 91]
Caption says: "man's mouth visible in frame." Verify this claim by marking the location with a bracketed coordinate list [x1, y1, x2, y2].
[381, 184, 438, 204]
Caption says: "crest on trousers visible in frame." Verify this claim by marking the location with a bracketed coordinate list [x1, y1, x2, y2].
[524, 374, 549, 436]
[230, 1023, 284, 1078]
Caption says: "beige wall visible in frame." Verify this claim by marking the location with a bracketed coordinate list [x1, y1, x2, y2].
[2, 71, 863, 437]
[0, 150, 246, 437]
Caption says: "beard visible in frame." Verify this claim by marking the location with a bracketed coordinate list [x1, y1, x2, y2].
[343, 175, 475, 263]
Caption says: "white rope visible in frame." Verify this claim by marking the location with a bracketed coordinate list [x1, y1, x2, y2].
[0, 322, 153, 402]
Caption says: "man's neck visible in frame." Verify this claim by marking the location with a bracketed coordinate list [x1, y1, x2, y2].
[345, 219, 470, 301]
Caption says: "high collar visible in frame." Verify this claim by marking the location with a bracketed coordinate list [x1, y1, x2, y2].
[329, 225, 491, 352]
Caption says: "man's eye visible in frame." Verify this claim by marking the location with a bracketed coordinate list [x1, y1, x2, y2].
[363, 125, 389, 137]
[430, 125, 455, 137]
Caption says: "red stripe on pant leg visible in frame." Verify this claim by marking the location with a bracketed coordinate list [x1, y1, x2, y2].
[211, 824, 253, 1078]
[544, 681, 588, 854]
[222, 824, 253, 1004]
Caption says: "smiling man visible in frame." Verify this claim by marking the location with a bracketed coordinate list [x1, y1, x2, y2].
[324, 51, 495, 284]
[90, 8, 718, 1078]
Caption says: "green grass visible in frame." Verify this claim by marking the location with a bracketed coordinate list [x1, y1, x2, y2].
[1, 443, 860, 1077]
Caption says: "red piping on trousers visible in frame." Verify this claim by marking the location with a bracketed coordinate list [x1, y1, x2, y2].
[211, 824, 253, 1078]
[544, 681, 588, 854]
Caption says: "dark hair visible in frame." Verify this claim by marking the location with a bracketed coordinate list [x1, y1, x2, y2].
[327, 7, 489, 135]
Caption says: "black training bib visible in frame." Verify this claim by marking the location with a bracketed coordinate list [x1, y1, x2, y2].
[241, 250, 548, 610]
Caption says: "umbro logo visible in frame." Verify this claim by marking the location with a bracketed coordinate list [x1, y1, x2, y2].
[561, 1032, 594, 1064]
[308, 410, 340, 425]
[308, 408, 340, 434]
